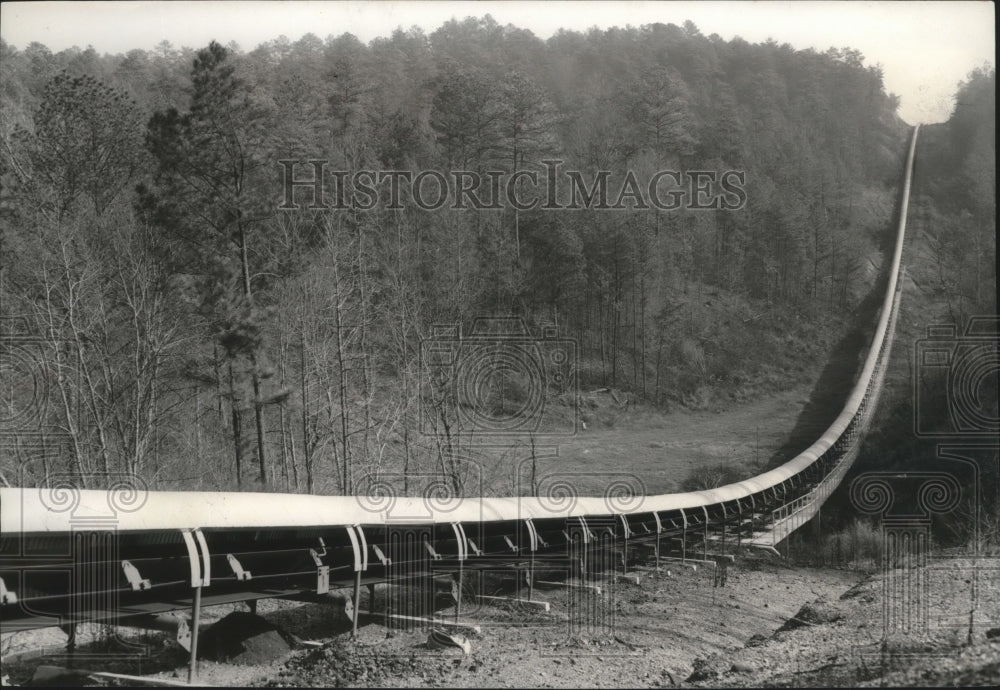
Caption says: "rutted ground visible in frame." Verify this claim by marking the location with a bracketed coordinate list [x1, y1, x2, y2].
[6, 552, 996, 686]
[687, 554, 1000, 687]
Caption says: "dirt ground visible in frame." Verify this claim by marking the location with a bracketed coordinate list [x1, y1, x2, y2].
[0, 551, 856, 686]
[5, 552, 997, 687]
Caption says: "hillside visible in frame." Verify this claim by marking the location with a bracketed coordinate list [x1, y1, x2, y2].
[815, 66, 997, 546]
[1, 18, 907, 494]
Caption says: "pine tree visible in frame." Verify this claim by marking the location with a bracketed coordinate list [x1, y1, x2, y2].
[140, 41, 278, 487]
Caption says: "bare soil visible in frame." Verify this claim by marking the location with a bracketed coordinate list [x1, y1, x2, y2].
[7, 553, 997, 687]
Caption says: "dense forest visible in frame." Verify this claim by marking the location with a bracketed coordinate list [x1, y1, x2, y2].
[838, 65, 998, 547]
[1, 17, 913, 494]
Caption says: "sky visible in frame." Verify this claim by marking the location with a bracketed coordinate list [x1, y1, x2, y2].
[0, 1, 994, 125]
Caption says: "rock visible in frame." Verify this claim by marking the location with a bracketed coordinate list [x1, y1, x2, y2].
[746, 633, 768, 648]
[986, 628, 1000, 641]
[779, 598, 843, 631]
[686, 654, 728, 682]
[426, 629, 471, 655]
[198, 611, 294, 665]
[731, 662, 755, 673]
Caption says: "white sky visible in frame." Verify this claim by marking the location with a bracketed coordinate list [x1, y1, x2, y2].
[0, 1, 994, 124]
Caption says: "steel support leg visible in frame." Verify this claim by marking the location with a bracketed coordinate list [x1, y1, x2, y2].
[60, 623, 76, 652]
[603, 537, 610, 585]
[188, 586, 202, 685]
[352, 570, 361, 637]
[528, 554, 535, 601]
[514, 559, 521, 600]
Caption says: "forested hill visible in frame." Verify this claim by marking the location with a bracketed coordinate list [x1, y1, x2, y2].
[0, 17, 908, 492]
[831, 66, 997, 547]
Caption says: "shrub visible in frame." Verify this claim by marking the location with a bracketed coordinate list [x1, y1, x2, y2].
[814, 519, 882, 569]
[680, 462, 747, 491]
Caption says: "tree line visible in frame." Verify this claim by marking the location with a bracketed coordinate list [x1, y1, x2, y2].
[0, 17, 909, 494]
